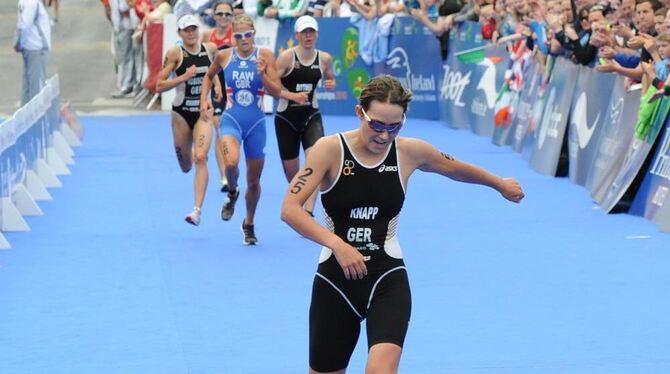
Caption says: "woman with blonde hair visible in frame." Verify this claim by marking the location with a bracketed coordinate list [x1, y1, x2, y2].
[200, 14, 308, 244]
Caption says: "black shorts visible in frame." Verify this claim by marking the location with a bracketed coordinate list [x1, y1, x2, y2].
[274, 108, 324, 160]
[309, 263, 411, 372]
[172, 106, 200, 130]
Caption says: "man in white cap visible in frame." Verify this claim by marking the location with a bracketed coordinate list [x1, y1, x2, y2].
[273, 15, 336, 216]
[155, 13, 223, 226]
[14, 0, 51, 105]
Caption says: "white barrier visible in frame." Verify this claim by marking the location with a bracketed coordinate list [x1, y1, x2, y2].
[0, 75, 82, 249]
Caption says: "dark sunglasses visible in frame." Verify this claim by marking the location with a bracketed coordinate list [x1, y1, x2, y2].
[233, 30, 255, 40]
[215, 11, 233, 17]
[361, 107, 405, 134]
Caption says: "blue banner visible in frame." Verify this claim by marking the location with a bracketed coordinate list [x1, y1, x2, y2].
[274, 17, 442, 119]
[438, 23, 509, 134]
[600, 94, 670, 213]
[658, 195, 670, 232]
[510, 58, 541, 152]
[276, 18, 368, 117]
[589, 81, 641, 204]
[568, 68, 617, 187]
[529, 58, 578, 176]
[383, 18, 441, 119]
[519, 57, 556, 161]
[629, 116, 670, 219]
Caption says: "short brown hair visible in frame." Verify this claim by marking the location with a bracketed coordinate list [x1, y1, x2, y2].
[636, 0, 662, 11]
[655, 6, 667, 16]
[359, 75, 413, 113]
[658, 33, 670, 42]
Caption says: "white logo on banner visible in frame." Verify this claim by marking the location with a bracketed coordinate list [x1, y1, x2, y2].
[386, 48, 410, 76]
[537, 88, 563, 150]
[595, 98, 625, 170]
[538, 88, 555, 149]
[572, 92, 600, 149]
[476, 59, 498, 109]
[651, 186, 669, 206]
[386, 48, 436, 102]
[650, 128, 670, 179]
[609, 98, 624, 130]
[440, 65, 471, 107]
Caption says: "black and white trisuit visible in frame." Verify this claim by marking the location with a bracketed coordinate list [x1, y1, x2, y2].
[275, 48, 325, 160]
[172, 44, 212, 129]
[309, 133, 411, 372]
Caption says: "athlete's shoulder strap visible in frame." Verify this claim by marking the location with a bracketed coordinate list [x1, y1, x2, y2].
[337, 133, 354, 160]
[386, 138, 399, 165]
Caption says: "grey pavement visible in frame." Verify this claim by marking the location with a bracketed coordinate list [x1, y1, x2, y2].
[0, 0, 155, 117]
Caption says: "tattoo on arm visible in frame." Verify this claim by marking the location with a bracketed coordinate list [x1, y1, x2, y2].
[223, 143, 229, 156]
[290, 168, 314, 194]
[441, 152, 455, 161]
[162, 55, 169, 69]
[198, 134, 205, 148]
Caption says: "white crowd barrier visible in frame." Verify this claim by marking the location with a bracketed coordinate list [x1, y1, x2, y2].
[0, 75, 83, 249]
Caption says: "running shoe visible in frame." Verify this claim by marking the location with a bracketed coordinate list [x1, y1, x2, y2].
[221, 189, 239, 221]
[241, 223, 258, 245]
[185, 207, 201, 226]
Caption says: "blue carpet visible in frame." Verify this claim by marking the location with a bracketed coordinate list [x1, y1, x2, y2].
[1, 114, 669, 373]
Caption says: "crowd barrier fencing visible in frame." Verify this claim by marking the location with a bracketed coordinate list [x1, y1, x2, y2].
[156, 17, 670, 232]
[0, 75, 83, 249]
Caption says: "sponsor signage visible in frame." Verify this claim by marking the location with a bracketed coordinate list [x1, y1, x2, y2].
[568, 68, 616, 187]
[629, 114, 670, 220]
[529, 58, 578, 176]
[600, 96, 670, 212]
[274, 17, 441, 119]
[589, 79, 641, 204]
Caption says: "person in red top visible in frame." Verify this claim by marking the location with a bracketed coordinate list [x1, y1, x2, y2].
[202, 1, 234, 48]
[203, 0, 235, 192]
[480, 4, 497, 40]
[133, 0, 153, 20]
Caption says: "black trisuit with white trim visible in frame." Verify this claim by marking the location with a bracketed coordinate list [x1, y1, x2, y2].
[310, 134, 411, 372]
[172, 44, 212, 129]
[274, 49, 325, 160]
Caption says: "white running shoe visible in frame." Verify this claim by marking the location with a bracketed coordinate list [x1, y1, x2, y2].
[185, 207, 201, 226]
